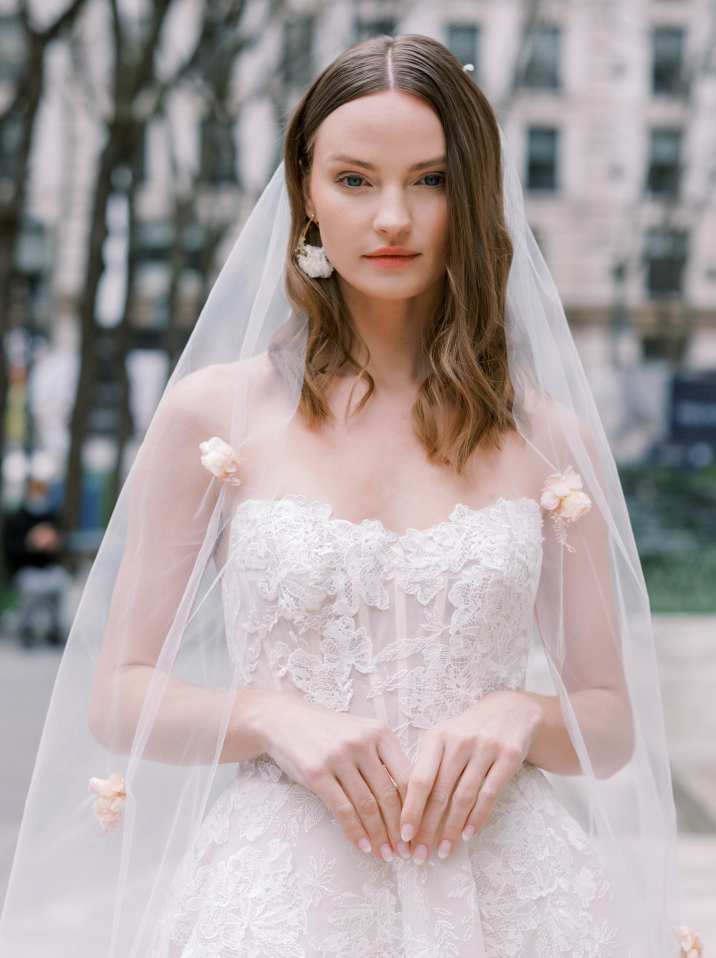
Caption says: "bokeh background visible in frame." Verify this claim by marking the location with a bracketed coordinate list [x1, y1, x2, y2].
[0, 0, 714, 938]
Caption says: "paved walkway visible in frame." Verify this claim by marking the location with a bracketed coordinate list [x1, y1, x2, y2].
[0, 609, 714, 943]
[653, 615, 716, 944]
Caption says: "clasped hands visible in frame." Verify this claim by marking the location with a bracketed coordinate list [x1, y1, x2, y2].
[396, 690, 545, 864]
[259, 688, 545, 864]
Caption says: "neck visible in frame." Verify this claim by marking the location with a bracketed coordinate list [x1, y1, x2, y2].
[338, 275, 444, 387]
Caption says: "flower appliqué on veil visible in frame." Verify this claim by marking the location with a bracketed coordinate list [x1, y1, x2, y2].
[199, 436, 241, 486]
[88, 771, 126, 843]
[676, 925, 704, 958]
[540, 465, 591, 552]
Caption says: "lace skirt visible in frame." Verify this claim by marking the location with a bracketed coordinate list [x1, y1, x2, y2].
[148, 757, 632, 958]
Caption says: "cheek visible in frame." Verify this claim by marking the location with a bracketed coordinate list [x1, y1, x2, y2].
[428, 203, 449, 261]
[312, 185, 362, 242]
[314, 199, 368, 275]
[321, 202, 363, 247]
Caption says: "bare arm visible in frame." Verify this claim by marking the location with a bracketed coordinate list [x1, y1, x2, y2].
[530, 405, 634, 781]
[87, 363, 251, 766]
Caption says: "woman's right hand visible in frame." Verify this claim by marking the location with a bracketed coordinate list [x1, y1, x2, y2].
[249, 690, 414, 862]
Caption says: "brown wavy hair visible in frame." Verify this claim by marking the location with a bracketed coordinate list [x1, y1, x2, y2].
[270, 33, 515, 473]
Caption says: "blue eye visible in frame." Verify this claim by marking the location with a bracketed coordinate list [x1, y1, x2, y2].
[337, 172, 445, 189]
[338, 174, 366, 188]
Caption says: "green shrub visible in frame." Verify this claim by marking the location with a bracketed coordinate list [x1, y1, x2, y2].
[619, 463, 716, 613]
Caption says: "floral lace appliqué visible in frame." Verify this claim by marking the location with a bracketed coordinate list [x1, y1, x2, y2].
[147, 495, 634, 958]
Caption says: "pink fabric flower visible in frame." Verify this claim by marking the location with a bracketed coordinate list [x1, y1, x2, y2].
[88, 771, 126, 841]
[199, 437, 241, 486]
[676, 925, 704, 958]
[539, 465, 591, 552]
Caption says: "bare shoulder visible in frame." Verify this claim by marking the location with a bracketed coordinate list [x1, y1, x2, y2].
[158, 354, 283, 434]
[520, 389, 599, 457]
[517, 388, 611, 503]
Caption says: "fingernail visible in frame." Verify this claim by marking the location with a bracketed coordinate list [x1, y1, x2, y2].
[437, 840, 452, 859]
[358, 837, 371, 852]
[397, 841, 412, 859]
[379, 843, 393, 862]
[401, 823, 415, 842]
[462, 824, 476, 839]
[412, 844, 428, 864]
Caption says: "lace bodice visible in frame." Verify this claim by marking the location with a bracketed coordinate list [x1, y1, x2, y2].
[222, 494, 544, 759]
[150, 493, 633, 958]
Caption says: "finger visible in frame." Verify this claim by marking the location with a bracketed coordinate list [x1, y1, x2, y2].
[312, 772, 373, 854]
[410, 750, 467, 863]
[375, 732, 414, 857]
[357, 754, 403, 857]
[461, 759, 516, 839]
[434, 758, 491, 857]
[376, 731, 413, 803]
[399, 733, 443, 850]
[336, 764, 393, 862]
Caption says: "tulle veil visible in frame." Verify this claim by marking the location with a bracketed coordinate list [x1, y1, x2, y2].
[0, 42, 688, 958]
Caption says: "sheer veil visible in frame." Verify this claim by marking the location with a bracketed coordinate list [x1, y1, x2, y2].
[0, 65, 687, 958]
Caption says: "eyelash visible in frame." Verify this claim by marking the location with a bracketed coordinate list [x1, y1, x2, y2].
[336, 172, 445, 189]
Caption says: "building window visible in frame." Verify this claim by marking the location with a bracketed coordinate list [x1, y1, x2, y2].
[0, 16, 27, 81]
[446, 23, 479, 72]
[526, 127, 559, 190]
[646, 129, 681, 195]
[354, 19, 395, 43]
[15, 220, 46, 277]
[645, 228, 688, 296]
[652, 26, 685, 94]
[523, 25, 561, 89]
[135, 222, 172, 328]
[131, 125, 148, 184]
[0, 115, 22, 180]
[283, 16, 314, 89]
[200, 118, 238, 185]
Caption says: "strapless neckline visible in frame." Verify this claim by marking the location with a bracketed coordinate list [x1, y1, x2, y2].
[234, 493, 541, 543]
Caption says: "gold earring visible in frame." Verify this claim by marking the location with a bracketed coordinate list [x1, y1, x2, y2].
[299, 214, 318, 241]
[295, 214, 334, 278]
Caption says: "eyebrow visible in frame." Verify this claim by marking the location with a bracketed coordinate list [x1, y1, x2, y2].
[327, 154, 447, 172]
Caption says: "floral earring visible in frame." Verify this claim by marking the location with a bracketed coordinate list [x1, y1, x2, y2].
[295, 214, 334, 278]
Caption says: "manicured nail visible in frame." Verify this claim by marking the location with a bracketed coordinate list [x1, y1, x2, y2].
[397, 841, 412, 859]
[358, 837, 371, 852]
[401, 823, 415, 842]
[379, 843, 393, 862]
[412, 844, 428, 864]
[462, 824, 476, 839]
[437, 840, 452, 859]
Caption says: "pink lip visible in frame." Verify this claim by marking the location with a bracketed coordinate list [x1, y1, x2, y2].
[364, 247, 420, 270]
[366, 246, 418, 256]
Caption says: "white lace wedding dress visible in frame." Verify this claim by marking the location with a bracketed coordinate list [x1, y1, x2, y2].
[149, 493, 632, 958]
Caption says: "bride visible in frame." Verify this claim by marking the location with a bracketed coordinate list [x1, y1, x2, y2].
[0, 33, 696, 958]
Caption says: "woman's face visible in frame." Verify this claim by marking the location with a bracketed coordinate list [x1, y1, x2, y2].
[302, 90, 449, 301]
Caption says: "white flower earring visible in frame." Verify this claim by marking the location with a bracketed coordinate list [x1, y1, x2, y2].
[295, 214, 334, 278]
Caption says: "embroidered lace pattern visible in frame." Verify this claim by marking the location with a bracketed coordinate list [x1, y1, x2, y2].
[148, 495, 633, 957]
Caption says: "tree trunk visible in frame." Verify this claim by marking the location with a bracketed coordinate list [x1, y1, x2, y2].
[109, 179, 139, 507]
[61, 132, 130, 538]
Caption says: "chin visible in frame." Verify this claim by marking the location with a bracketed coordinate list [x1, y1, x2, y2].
[340, 269, 436, 301]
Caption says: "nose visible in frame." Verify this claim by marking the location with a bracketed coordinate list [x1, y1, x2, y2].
[372, 183, 412, 239]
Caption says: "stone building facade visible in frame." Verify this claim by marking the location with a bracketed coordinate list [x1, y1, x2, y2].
[3, 0, 716, 466]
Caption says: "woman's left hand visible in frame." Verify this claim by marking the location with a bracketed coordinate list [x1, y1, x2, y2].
[397, 690, 545, 863]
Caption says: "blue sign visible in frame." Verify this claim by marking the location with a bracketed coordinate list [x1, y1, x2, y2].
[670, 378, 716, 443]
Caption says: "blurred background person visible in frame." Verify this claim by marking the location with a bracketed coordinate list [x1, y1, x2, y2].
[3, 475, 69, 648]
